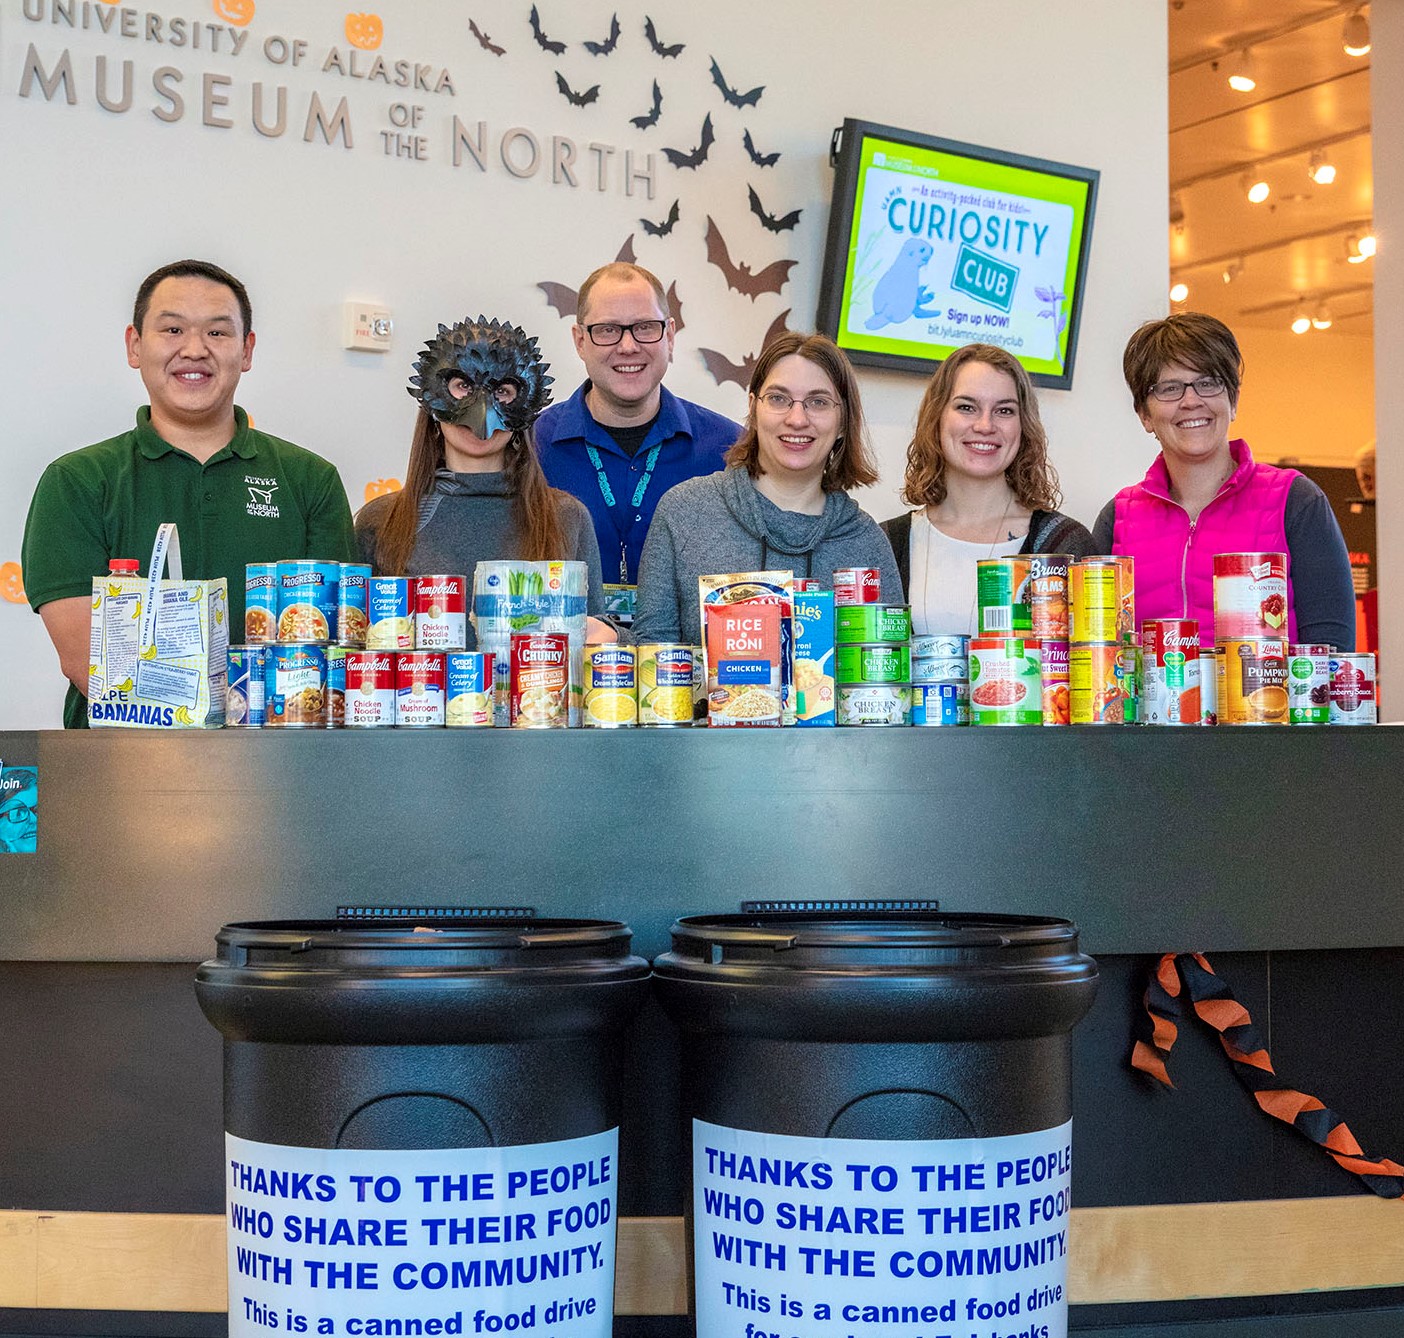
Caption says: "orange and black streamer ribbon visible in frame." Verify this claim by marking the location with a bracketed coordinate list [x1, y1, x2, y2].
[1131, 952, 1404, 1199]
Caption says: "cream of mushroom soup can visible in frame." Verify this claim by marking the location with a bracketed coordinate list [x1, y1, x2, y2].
[395, 651, 446, 728]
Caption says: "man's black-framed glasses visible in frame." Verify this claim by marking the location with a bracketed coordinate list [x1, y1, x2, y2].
[584, 320, 667, 347]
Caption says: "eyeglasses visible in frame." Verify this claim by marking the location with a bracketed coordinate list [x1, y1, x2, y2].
[757, 391, 840, 418]
[0, 801, 35, 824]
[1148, 375, 1227, 402]
[583, 320, 667, 346]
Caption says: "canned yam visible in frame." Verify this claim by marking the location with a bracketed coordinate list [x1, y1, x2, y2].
[1070, 556, 1134, 645]
[975, 556, 1031, 637]
[510, 633, 569, 728]
[637, 644, 696, 726]
[1028, 554, 1072, 641]
[583, 644, 637, 728]
[1217, 638, 1288, 725]
[1041, 639, 1070, 726]
[1214, 553, 1288, 640]
[345, 651, 396, 728]
[969, 637, 1043, 725]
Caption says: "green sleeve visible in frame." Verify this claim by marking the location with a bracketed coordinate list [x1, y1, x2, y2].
[304, 461, 359, 564]
[21, 457, 110, 610]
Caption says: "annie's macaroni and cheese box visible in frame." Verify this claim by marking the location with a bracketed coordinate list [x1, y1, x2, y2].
[792, 589, 836, 726]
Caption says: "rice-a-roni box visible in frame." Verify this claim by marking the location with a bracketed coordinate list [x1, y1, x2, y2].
[88, 524, 229, 728]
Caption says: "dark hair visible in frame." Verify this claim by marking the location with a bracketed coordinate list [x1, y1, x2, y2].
[1123, 312, 1242, 414]
[576, 262, 668, 324]
[370, 409, 567, 577]
[725, 332, 878, 492]
[900, 343, 1060, 512]
[133, 260, 253, 337]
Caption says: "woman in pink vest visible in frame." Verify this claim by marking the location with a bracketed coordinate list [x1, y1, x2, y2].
[1091, 313, 1354, 648]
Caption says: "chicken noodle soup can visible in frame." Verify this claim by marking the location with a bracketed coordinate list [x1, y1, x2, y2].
[413, 574, 468, 650]
[836, 684, 910, 725]
[1070, 643, 1136, 725]
[969, 637, 1043, 726]
[225, 645, 267, 728]
[395, 650, 446, 728]
[1070, 556, 1135, 645]
[265, 643, 328, 728]
[1141, 619, 1202, 725]
[325, 644, 346, 728]
[832, 567, 881, 605]
[835, 603, 911, 644]
[583, 644, 637, 728]
[276, 559, 339, 643]
[337, 564, 371, 646]
[510, 632, 570, 728]
[976, 556, 1031, 637]
[366, 577, 413, 650]
[1287, 643, 1333, 725]
[445, 651, 495, 727]
[912, 681, 969, 726]
[344, 650, 396, 728]
[637, 644, 696, 726]
[1217, 638, 1288, 725]
[1329, 652, 1377, 725]
[1042, 639, 1070, 726]
[835, 642, 911, 684]
[1214, 552, 1289, 641]
[244, 563, 279, 643]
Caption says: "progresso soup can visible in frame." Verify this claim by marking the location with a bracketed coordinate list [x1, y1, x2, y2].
[225, 645, 267, 728]
[244, 564, 279, 643]
[265, 643, 328, 728]
[276, 560, 339, 643]
[325, 645, 346, 728]
[337, 564, 371, 646]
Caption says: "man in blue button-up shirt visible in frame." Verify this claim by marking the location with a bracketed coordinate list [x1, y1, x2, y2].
[535, 262, 740, 584]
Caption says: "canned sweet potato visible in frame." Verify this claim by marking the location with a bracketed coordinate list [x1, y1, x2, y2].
[1041, 639, 1070, 726]
[1028, 554, 1071, 641]
[1217, 638, 1288, 725]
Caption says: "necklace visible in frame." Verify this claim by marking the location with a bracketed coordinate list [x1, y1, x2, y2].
[917, 493, 1017, 636]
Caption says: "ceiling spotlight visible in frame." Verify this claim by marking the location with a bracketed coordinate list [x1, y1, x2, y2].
[1308, 151, 1337, 185]
[1343, 10, 1371, 57]
[1170, 281, 1189, 303]
[1228, 48, 1257, 92]
[1242, 173, 1271, 204]
[1312, 303, 1334, 331]
[1358, 232, 1377, 257]
[1346, 234, 1367, 263]
[1221, 258, 1244, 285]
[1291, 304, 1312, 335]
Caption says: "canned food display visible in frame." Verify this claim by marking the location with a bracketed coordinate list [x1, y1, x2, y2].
[583, 644, 637, 728]
[835, 604, 911, 644]
[1214, 552, 1288, 641]
[366, 577, 414, 650]
[912, 681, 969, 726]
[337, 564, 371, 646]
[276, 560, 339, 643]
[836, 684, 910, 726]
[1329, 653, 1377, 725]
[1217, 638, 1288, 725]
[833, 567, 881, 605]
[510, 633, 569, 728]
[265, 643, 328, 728]
[1070, 556, 1134, 645]
[244, 563, 279, 643]
[835, 642, 911, 684]
[1142, 620, 1201, 725]
[226, 645, 267, 727]
[969, 637, 1043, 726]
[413, 574, 468, 650]
[636, 644, 696, 726]
[345, 651, 396, 728]
[1287, 643, 1333, 725]
[446, 651, 495, 727]
[975, 556, 1031, 637]
[395, 651, 447, 728]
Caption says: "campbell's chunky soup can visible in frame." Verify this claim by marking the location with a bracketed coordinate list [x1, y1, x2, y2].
[395, 651, 446, 727]
[1217, 638, 1288, 725]
[510, 632, 569, 728]
[1214, 552, 1289, 641]
[637, 644, 697, 726]
[225, 645, 267, 728]
[583, 644, 637, 728]
[976, 556, 1032, 638]
[445, 652, 494, 727]
[276, 559, 339, 643]
[1070, 556, 1135, 645]
[969, 637, 1043, 726]
[1330, 653, 1377, 725]
[1287, 643, 1333, 725]
[1142, 619, 1202, 725]
[345, 651, 396, 727]
[337, 563, 371, 646]
[832, 567, 881, 605]
[366, 577, 413, 650]
[244, 563, 279, 643]
[413, 574, 468, 650]
[265, 643, 328, 728]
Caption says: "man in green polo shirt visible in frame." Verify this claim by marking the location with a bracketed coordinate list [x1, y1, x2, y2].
[22, 259, 358, 728]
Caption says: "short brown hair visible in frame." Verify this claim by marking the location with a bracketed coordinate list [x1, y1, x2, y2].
[900, 343, 1060, 512]
[1122, 312, 1242, 414]
[576, 263, 668, 324]
[133, 259, 252, 337]
[725, 332, 878, 492]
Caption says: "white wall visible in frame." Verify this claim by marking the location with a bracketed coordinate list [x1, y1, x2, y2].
[0, 0, 1167, 727]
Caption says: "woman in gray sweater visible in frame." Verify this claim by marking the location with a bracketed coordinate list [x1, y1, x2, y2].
[632, 332, 901, 645]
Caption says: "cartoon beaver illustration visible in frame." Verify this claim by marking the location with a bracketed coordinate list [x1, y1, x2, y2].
[865, 238, 939, 330]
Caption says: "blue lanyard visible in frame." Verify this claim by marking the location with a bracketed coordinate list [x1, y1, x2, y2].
[585, 441, 663, 581]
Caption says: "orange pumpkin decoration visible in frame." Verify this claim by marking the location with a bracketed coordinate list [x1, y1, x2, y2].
[345, 12, 383, 49]
[213, 0, 255, 27]
[365, 479, 402, 502]
[1, 562, 26, 605]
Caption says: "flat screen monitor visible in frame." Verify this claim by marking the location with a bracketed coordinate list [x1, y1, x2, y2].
[816, 118, 1100, 390]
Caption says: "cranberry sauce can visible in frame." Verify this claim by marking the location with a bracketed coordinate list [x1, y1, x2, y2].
[225, 645, 267, 728]
[445, 652, 495, 728]
[366, 577, 413, 650]
[395, 651, 446, 727]
[344, 651, 397, 728]
[413, 574, 468, 650]
[510, 632, 570, 728]
[337, 563, 372, 646]
[1142, 619, 1202, 725]
[833, 567, 881, 605]
[244, 563, 279, 643]
[1287, 643, 1334, 725]
[265, 643, 329, 728]
[275, 560, 339, 643]
[1213, 552, 1288, 641]
[1329, 652, 1377, 725]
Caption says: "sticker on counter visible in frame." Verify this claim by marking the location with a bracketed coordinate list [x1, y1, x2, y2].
[693, 1118, 1072, 1338]
[0, 760, 37, 854]
[225, 1129, 617, 1338]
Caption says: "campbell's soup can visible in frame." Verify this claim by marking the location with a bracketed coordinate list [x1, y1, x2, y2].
[1214, 552, 1289, 641]
[413, 574, 468, 650]
[244, 563, 279, 643]
[225, 645, 267, 728]
[1287, 643, 1333, 725]
[366, 577, 413, 650]
[975, 556, 1032, 638]
[395, 651, 446, 728]
[276, 560, 339, 643]
[1042, 639, 1070, 726]
[265, 643, 328, 728]
[1329, 653, 1377, 725]
[325, 645, 347, 728]
[583, 644, 637, 728]
[1070, 643, 1136, 725]
[510, 632, 570, 728]
[833, 567, 881, 605]
[1217, 638, 1288, 725]
[1200, 648, 1220, 725]
[912, 681, 969, 726]
[793, 578, 823, 593]
[637, 644, 696, 726]
[969, 637, 1043, 725]
[1142, 619, 1202, 725]
[345, 650, 397, 728]
[337, 564, 371, 646]
[445, 652, 494, 727]
[1070, 556, 1135, 645]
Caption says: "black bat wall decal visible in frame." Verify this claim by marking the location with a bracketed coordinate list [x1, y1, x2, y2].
[537, 237, 642, 321]
[709, 57, 763, 108]
[630, 80, 662, 130]
[555, 72, 600, 107]
[468, 19, 505, 55]
[700, 309, 792, 390]
[583, 13, 621, 55]
[743, 128, 779, 167]
[641, 199, 680, 237]
[748, 184, 802, 234]
[644, 16, 684, 58]
[704, 217, 795, 301]
[663, 113, 714, 169]
[528, 5, 565, 55]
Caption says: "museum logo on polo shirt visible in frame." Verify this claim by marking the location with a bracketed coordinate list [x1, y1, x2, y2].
[245, 475, 281, 519]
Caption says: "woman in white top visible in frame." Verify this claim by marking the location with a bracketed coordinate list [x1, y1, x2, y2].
[881, 343, 1094, 635]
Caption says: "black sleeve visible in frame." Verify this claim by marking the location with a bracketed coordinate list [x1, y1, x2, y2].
[1091, 499, 1116, 552]
[879, 513, 912, 599]
[1286, 476, 1356, 650]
